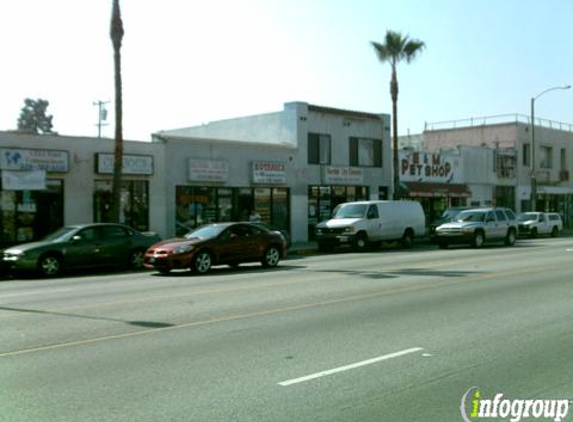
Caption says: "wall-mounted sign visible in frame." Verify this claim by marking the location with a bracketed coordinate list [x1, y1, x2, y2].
[188, 158, 229, 182]
[323, 166, 364, 184]
[1, 170, 47, 190]
[400, 151, 459, 183]
[252, 161, 286, 184]
[96, 153, 154, 175]
[0, 148, 69, 172]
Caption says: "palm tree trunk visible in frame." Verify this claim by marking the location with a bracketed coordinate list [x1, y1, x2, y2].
[110, 0, 124, 223]
[390, 69, 400, 200]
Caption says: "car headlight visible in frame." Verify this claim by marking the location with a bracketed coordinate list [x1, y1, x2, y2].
[316, 228, 323, 235]
[173, 244, 193, 255]
[343, 226, 357, 234]
[462, 227, 475, 234]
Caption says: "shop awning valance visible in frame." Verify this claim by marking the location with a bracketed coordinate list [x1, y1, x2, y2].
[403, 181, 471, 198]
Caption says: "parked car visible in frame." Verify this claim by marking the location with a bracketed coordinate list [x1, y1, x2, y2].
[435, 207, 518, 248]
[315, 200, 426, 251]
[1, 223, 161, 277]
[428, 206, 473, 238]
[249, 222, 291, 249]
[144, 222, 287, 274]
[517, 212, 563, 238]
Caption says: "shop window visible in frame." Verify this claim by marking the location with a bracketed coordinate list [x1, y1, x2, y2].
[0, 179, 64, 247]
[254, 188, 271, 223]
[539, 146, 553, 169]
[271, 188, 289, 231]
[349, 137, 382, 167]
[94, 180, 149, 231]
[308, 133, 331, 165]
[522, 144, 530, 166]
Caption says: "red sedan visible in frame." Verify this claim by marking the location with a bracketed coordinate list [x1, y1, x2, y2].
[144, 222, 287, 275]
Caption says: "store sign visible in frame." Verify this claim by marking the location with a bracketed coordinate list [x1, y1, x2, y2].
[96, 153, 154, 175]
[1, 170, 47, 190]
[188, 159, 229, 182]
[400, 151, 458, 182]
[252, 161, 286, 184]
[0, 148, 69, 172]
[323, 166, 364, 184]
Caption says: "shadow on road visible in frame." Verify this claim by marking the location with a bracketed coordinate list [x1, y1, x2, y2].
[310, 267, 483, 280]
[0, 305, 175, 329]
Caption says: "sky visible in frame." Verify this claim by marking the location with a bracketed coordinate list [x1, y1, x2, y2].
[1, 0, 572, 141]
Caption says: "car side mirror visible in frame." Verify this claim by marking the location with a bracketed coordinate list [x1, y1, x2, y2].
[71, 235, 82, 242]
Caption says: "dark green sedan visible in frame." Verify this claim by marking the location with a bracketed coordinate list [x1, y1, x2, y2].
[2, 223, 161, 277]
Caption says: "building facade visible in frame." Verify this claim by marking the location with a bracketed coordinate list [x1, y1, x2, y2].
[155, 102, 392, 242]
[422, 115, 573, 226]
[0, 131, 167, 248]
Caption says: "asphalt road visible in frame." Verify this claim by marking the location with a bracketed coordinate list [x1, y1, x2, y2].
[1, 237, 572, 422]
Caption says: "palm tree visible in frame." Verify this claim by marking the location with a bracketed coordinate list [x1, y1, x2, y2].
[109, 0, 124, 223]
[372, 31, 425, 200]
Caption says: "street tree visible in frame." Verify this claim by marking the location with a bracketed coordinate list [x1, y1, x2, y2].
[372, 31, 425, 199]
[17, 98, 55, 134]
[109, 0, 124, 223]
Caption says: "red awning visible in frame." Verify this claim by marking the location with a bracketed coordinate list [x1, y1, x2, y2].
[403, 182, 471, 198]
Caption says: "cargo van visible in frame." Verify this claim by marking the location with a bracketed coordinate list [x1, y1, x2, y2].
[315, 200, 426, 251]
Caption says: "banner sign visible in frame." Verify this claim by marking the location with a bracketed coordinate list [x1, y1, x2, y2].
[0, 148, 69, 172]
[252, 161, 286, 184]
[400, 151, 459, 183]
[188, 159, 229, 182]
[96, 153, 154, 175]
[2, 170, 47, 190]
[323, 166, 364, 184]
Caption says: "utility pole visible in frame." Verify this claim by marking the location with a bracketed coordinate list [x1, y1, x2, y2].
[93, 100, 110, 138]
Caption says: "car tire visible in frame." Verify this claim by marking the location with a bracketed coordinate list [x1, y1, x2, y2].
[551, 226, 559, 237]
[318, 242, 334, 252]
[192, 251, 212, 274]
[472, 232, 484, 248]
[505, 229, 517, 246]
[401, 230, 414, 249]
[262, 246, 281, 267]
[353, 232, 369, 252]
[37, 254, 62, 277]
[129, 249, 145, 269]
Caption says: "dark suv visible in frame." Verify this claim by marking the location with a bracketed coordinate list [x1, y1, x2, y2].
[434, 207, 518, 249]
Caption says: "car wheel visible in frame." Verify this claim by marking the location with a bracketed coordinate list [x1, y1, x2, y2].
[262, 246, 281, 267]
[38, 254, 62, 277]
[353, 232, 369, 252]
[472, 232, 484, 248]
[193, 251, 212, 274]
[318, 242, 334, 252]
[401, 230, 414, 249]
[505, 229, 516, 246]
[130, 249, 145, 269]
[551, 226, 559, 237]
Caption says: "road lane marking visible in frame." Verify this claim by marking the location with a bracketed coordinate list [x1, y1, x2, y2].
[0, 287, 73, 299]
[278, 347, 424, 386]
[0, 262, 568, 357]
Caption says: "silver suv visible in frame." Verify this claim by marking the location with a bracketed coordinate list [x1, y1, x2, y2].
[435, 207, 518, 249]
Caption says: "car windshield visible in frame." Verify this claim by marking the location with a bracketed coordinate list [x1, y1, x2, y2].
[42, 227, 78, 242]
[332, 204, 367, 219]
[517, 213, 538, 223]
[455, 210, 486, 222]
[441, 209, 462, 219]
[184, 225, 226, 240]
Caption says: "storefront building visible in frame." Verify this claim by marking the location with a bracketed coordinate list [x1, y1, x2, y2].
[0, 131, 166, 247]
[423, 115, 573, 226]
[155, 102, 393, 242]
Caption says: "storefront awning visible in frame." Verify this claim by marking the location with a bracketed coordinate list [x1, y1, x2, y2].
[403, 181, 471, 198]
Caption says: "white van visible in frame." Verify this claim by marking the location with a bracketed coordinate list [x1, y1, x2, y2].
[315, 200, 426, 251]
